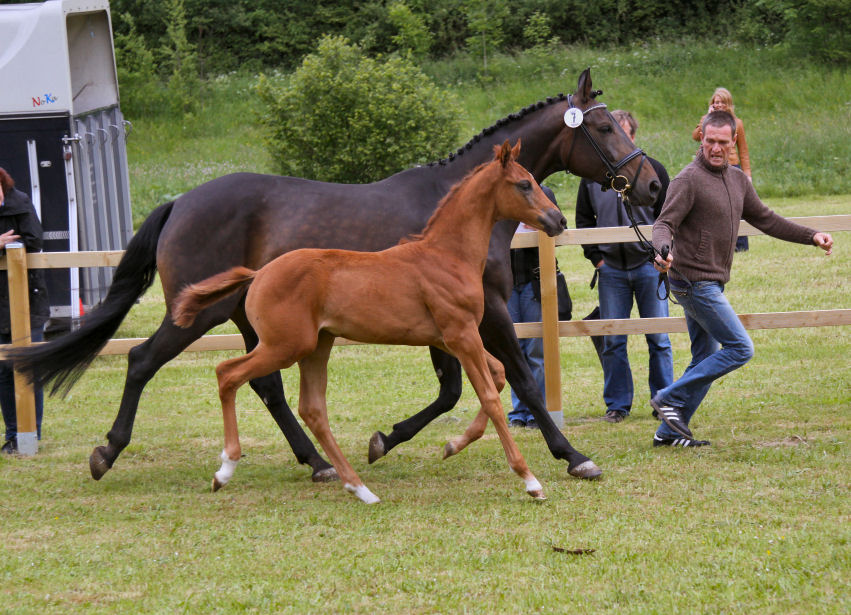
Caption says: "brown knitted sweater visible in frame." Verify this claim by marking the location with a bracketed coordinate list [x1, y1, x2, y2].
[653, 149, 816, 284]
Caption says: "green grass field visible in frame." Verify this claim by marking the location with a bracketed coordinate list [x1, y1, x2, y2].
[1, 42, 849, 613]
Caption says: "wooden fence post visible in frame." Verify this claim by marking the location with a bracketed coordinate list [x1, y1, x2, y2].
[536, 231, 563, 428]
[6, 243, 38, 455]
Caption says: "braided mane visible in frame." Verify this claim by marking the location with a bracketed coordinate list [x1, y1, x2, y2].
[427, 94, 567, 167]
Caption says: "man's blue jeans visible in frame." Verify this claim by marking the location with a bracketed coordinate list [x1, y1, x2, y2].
[597, 261, 673, 415]
[1, 328, 44, 441]
[506, 282, 545, 423]
[655, 281, 754, 439]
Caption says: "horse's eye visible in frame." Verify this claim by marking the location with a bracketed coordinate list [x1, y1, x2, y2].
[599, 124, 612, 133]
[516, 180, 532, 191]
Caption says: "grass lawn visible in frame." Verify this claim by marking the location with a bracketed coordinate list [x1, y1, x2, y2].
[1, 194, 847, 614]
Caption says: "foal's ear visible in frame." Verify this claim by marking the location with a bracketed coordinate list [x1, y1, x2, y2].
[495, 140, 513, 167]
[575, 68, 592, 104]
[511, 139, 522, 161]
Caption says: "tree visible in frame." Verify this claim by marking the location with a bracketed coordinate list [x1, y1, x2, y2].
[256, 36, 460, 184]
[463, 0, 509, 73]
[162, 0, 200, 115]
[388, 1, 433, 59]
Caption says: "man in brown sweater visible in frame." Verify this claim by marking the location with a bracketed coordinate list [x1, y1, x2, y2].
[649, 111, 834, 447]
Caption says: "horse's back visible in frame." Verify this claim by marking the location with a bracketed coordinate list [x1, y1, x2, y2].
[247, 247, 445, 347]
[156, 171, 450, 300]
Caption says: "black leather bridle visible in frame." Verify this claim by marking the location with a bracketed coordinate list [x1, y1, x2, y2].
[564, 93, 691, 300]
[564, 93, 647, 197]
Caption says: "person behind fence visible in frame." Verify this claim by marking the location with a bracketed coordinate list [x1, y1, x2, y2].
[692, 87, 752, 252]
[651, 110, 833, 448]
[0, 167, 49, 454]
[575, 110, 672, 424]
[507, 185, 568, 429]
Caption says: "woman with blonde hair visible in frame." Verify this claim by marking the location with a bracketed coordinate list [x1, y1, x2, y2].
[692, 87, 752, 250]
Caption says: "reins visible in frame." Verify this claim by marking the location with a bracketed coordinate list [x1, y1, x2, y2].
[564, 93, 692, 302]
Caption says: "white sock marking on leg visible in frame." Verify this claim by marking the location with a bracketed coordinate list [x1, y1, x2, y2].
[215, 449, 239, 486]
[524, 477, 543, 493]
[344, 483, 380, 504]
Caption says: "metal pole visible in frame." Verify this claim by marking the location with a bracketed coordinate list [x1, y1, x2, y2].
[536, 231, 563, 428]
[5, 243, 38, 455]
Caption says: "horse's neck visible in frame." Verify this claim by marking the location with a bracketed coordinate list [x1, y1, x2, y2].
[426, 104, 565, 185]
[419, 175, 499, 269]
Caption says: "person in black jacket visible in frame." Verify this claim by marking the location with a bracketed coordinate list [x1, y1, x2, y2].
[0, 167, 49, 454]
[575, 111, 672, 424]
[507, 185, 570, 429]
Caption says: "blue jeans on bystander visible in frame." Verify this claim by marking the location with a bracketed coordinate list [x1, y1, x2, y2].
[597, 261, 673, 415]
[1, 328, 44, 441]
[655, 281, 754, 439]
[506, 282, 544, 424]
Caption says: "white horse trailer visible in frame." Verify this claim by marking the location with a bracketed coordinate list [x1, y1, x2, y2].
[0, 0, 132, 332]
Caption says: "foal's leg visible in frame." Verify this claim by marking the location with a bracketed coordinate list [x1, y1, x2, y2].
[232, 309, 337, 482]
[479, 301, 602, 479]
[298, 332, 379, 504]
[443, 350, 506, 457]
[212, 346, 291, 491]
[443, 328, 544, 500]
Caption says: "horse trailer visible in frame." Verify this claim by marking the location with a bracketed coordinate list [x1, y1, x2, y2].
[0, 0, 132, 333]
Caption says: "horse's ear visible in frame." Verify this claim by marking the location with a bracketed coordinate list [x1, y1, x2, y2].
[511, 139, 522, 161]
[575, 68, 592, 105]
[495, 140, 512, 167]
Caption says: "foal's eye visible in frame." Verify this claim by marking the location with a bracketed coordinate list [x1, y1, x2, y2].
[516, 180, 532, 191]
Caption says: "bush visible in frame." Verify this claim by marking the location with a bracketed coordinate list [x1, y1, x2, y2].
[256, 35, 461, 183]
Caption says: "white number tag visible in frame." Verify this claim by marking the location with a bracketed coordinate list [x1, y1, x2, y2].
[563, 108, 584, 128]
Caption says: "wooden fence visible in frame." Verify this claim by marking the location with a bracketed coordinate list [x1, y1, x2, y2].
[2, 215, 849, 450]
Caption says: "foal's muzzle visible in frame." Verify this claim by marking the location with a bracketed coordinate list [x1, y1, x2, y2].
[538, 209, 567, 237]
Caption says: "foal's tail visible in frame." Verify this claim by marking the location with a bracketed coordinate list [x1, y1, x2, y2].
[2, 200, 175, 396]
[172, 267, 257, 328]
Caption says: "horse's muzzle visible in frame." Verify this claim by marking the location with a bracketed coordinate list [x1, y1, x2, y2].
[539, 209, 567, 237]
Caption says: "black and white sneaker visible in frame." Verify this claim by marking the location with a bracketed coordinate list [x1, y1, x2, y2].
[650, 397, 693, 439]
[653, 435, 710, 447]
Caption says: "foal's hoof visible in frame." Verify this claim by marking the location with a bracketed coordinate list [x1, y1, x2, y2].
[442, 441, 458, 459]
[212, 476, 224, 492]
[89, 446, 112, 481]
[568, 459, 603, 480]
[311, 466, 339, 483]
[525, 478, 546, 500]
[368, 431, 387, 464]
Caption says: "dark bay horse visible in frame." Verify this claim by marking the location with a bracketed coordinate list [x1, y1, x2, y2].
[6, 69, 660, 482]
[173, 141, 563, 502]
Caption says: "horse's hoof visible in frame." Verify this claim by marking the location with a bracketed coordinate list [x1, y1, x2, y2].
[311, 466, 339, 483]
[525, 477, 545, 500]
[345, 483, 380, 504]
[89, 446, 112, 481]
[568, 459, 603, 480]
[442, 441, 457, 459]
[367, 432, 387, 464]
[212, 476, 223, 492]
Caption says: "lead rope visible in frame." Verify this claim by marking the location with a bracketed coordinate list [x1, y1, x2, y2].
[617, 191, 692, 303]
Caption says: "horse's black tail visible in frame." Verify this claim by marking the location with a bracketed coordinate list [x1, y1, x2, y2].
[2, 200, 175, 396]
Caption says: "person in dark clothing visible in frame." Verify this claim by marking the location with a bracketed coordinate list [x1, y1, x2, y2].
[575, 110, 672, 423]
[0, 167, 49, 454]
[651, 111, 833, 447]
[507, 185, 563, 429]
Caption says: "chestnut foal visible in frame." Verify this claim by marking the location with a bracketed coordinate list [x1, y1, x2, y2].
[172, 140, 567, 503]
